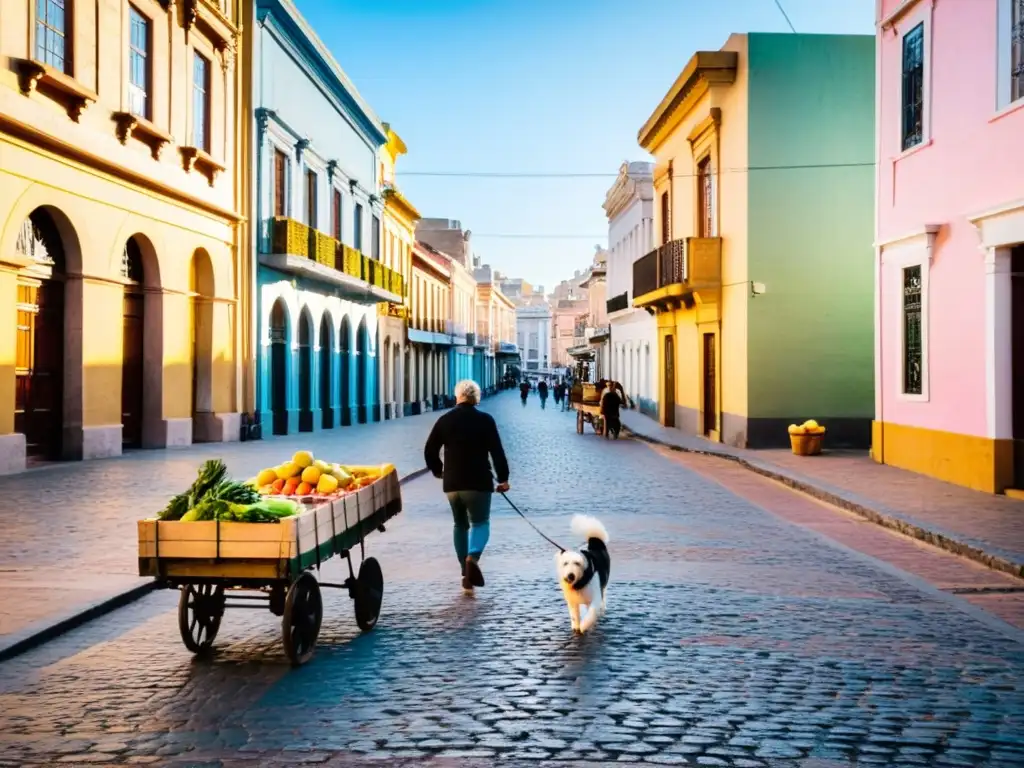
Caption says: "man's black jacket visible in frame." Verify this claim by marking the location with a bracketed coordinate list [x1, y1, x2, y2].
[424, 403, 510, 492]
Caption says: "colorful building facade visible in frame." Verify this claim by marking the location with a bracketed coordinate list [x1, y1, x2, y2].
[408, 242, 453, 411]
[872, 0, 1024, 493]
[378, 125, 418, 419]
[249, 0, 399, 435]
[0, 0, 244, 474]
[472, 270, 517, 394]
[636, 33, 875, 449]
[604, 161, 657, 415]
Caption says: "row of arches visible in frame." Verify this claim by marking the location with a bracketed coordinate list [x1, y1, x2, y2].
[265, 299, 371, 433]
[11, 205, 222, 461]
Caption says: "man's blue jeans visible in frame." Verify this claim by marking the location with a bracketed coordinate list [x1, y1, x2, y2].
[446, 490, 492, 569]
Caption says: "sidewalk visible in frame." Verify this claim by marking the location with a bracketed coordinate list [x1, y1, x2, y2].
[0, 409, 444, 661]
[620, 409, 1024, 580]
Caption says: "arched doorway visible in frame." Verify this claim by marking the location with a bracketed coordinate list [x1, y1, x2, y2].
[14, 209, 66, 460]
[319, 315, 333, 429]
[190, 250, 215, 441]
[269, 298, 288, 435]
[340, 315, 351, 426]
[121, 237, 146, 448]
[356, 316, 368, 424]
[298, 309, 313, 432]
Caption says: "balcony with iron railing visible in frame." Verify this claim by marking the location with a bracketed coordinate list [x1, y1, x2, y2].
[632, 237, 722, 313]
[266, 217, 404, 301]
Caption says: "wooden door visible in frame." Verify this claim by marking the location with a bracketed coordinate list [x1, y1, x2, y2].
[121, 289, 145, 448]
[1011, 247, 1024, 487]
[663, 334, 675, 428]
[15, 278, 64, 459]
[702, 332, 717, 436]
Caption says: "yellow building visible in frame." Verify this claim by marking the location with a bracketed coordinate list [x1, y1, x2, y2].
[0, 0, 243, 473]
[377, 125, 419, 419]
[474, 278, 517, 394]
[635, 34, 875, 449]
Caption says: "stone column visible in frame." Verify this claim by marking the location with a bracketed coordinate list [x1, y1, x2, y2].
[71, 277, 123, 460]
[985, 246, 1013, 491]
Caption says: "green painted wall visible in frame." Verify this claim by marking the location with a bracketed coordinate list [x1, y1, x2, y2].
[745, 33, 875, 428]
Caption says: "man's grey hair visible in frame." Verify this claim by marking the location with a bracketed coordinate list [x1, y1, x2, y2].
[455, 379, 481, 404]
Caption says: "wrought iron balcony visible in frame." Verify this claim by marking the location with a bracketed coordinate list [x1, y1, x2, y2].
[632, 237, 722, 312]
[606, 292, 629, 314]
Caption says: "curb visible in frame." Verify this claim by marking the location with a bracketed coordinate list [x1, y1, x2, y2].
[625, 427, 1024, 582]
[0, 468, 430, 665]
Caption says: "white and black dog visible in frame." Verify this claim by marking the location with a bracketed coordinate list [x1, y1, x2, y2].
[555, 515, 610, 633]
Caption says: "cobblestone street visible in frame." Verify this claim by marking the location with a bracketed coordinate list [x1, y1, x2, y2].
[1, 393, 1023, 767]
[0, 412, 442, 644]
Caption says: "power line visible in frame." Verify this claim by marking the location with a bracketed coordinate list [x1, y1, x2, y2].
[397, 161, 874, 180]
[773, 0, 797, 33]
[471, 233, 607, 239]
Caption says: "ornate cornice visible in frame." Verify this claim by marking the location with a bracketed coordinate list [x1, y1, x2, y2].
[603, 161, 654, 222]
[638, 50, 737, 153]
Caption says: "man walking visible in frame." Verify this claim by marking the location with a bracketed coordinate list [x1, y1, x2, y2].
[424, 379, 510, 593]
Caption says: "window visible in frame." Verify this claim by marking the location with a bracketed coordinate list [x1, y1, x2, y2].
[902, 265, 923, 395]
[128, 7, 151, 119]
[353, 204, 363, 251]
[697, 156, 714, 237]
[273, 149, 287, 217]
[332, 189, 342, 240]
[192, 52, 210, 152]
[660, 191, 670, 245]
[372, 215, 381, 259]
[900, 23, 925, 151]
[36, 0, 71, 74]
[304, 170, 317, 228]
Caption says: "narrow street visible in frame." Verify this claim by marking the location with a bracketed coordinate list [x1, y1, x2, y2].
[0, 392, 1022, 767]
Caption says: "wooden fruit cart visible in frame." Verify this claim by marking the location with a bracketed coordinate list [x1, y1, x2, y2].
[137, 465, 402, 666]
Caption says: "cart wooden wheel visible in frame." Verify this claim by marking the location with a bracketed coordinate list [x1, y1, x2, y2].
[282, 572, 323, 666]
[178, 584, 225, 653]
[576, 410, 584, 434]
[353, 556, 385, 632]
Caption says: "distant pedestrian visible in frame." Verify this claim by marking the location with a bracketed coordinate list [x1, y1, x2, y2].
[519, 379, 530, 406]
[537, 380, 548, 408]
[424, 379, 510, 594]
[601, 381, 623, 439]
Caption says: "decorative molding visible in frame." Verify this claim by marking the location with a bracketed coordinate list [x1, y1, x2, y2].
[880, 0, 933, 32]
[179, 146, 226, 186]
[327, 159, 339, 181]
[875, 223, 941, 259]
[111, 112, 173, 160]
[14, 59, 98, 123]
[638, 51, 737, 152]
[687, 107, 722, 146]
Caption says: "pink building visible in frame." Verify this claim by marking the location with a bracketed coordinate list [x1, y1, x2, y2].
[873, 0, 1024, 494]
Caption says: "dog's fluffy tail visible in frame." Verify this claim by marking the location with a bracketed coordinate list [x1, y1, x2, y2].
[571, 514, 609, 544]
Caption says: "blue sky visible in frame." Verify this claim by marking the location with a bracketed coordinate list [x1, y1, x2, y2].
[294, 0, 873, 293]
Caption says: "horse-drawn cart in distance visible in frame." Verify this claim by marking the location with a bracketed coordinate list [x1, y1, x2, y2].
[138, 461, 402, 666]
[570, 380, 627, 438]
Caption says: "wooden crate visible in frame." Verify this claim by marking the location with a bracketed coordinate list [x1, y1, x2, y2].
[138, 465, 402, 582]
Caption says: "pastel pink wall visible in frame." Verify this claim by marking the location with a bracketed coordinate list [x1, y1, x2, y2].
[876, 0, 1024, 436]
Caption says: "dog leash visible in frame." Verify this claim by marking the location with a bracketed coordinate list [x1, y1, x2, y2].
[500, 493, 565, 553]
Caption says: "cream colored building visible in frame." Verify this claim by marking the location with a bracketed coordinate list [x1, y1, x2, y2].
[0, 0, 243, 473]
